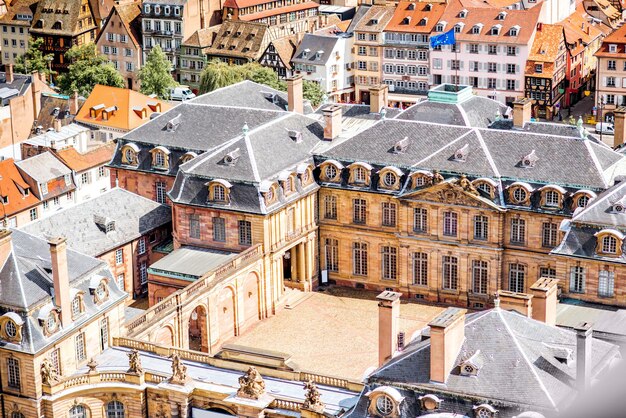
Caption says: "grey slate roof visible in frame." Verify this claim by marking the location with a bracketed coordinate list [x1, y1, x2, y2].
[21, 188, 171, 257]
[148, 246, 236, 280]
[568, 180, 626, 228]
[189, 80, 289, 111]
[292, 33, 341, 65]
[15, 151, 72, 183]
[0, 229, 125, 354]
[0, 71, 31, 98]
[346, 308, 619, 417]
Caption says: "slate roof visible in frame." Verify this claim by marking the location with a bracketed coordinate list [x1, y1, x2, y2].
[21, 188, 171, 257]
[16, 151, 71, 183]
[346, 308, 619, 417]
[148, 246, 236, 280]
[292, 33, 342, 66]
[189, 80, 289, 111]
[0, 229, 125, 354]
[0, 70, 31, 97]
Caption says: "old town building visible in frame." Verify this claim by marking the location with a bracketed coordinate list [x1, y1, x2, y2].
[203, 20, 271, 65]
[595, 24, 626, 122]
[222, 0, 320, 30]
[30, 0, 98, 74]
[0, 158, 42, 228]
[0, 0, 37, 65]
[259, 35, 297, 79]
[179, 26, 220, 91]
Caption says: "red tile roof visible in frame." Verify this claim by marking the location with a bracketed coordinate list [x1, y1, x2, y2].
[55, 142, 116, 173]
[384, 1, 446, 33]
[0, 158, 40, 217]
[238, 1, 318, 21]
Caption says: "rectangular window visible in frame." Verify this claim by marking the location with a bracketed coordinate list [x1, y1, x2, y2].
[412, 252, 428, 286]
[510, 218, 526, 244]
[382, 202, 396, 227]
[472, 260, 488, 294]
[324, 195, 337, 220]
[238, 220, 252, 245]
[542, 222, 558, 248]
[324, 238, 338, 272]
[608, 60, 616, 70]
[443, 212, 457, 237]
[49, 349, 60, 374]
[353, 242, 368, 276]
[413, 208, 428, 233]
[539, 267, 556, 278]
[570, 266, 585, 293]
[75, 333, 86, 361]
[139, 261, 147, 284]
[189, 214, 200, 239]
[98, 166, 106, 177]
[509, 263, 525, 293]
[7, 358, 20, 390]
[138, 237, 146, 254]
[41, 182, 48, 194]
[155, 181, 166, 204]
[474, 215, 488, 240]
[442, 256, 458, 290]
[353, 199, 367, 224]
[117, 273, 124, 290]
[115, 248, 123, 265]
[100, 318, 109, 351]
[213, 217, 226, 242]
[598, 270, 615, 297]
[382, 246, 397, 280]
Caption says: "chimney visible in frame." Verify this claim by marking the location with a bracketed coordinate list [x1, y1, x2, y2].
[286, 75, 304, 114]
[49, 237, 72, 328]
[369, 84, 389, 114]
[5, 64, 13, 83]
[323, 104, 342, 141]
[575, 322, 593, 392]
[69, 90, 80, 115]
[496, 290, 533, 318]
[513, 97, 532, 128]
[428, 307, 466, 384]
[0, 229, 13, 269]
[377, 291, 402, 366]
[530, 277, 559, 326]
[613, 106, 626, 148]
[53, 118, 62, 133]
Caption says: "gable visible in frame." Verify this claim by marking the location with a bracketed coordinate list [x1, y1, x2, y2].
[400, 181, 504, 212]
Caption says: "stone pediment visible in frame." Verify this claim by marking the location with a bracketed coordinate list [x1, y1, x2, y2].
[400, 181, 504, 211]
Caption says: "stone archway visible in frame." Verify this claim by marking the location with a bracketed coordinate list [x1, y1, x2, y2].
[154, 325, 174, 347]
[188, 305, 208, 352]
[217, 286, 236, 342]
[241, 272, 260, 329]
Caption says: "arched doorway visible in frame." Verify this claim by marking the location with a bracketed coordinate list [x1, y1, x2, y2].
[188, 305, 208, 352]
[154, 325, 174, 346]
[217, 287, 236, 342]
[241, 272, 260, 329]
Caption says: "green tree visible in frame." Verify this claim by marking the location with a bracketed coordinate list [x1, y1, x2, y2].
[138, 45, 177, 98]
[14, 37, 54, 77]
[57, 43, 124, 96]
[199, 60, 243, 93]
[302, 80, 325, 107]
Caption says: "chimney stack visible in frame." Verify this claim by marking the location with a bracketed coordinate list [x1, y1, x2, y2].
[613, 107, 626, 148]
[323, 104, 342, 141]
[496, 290, 533, 318]
[513, 97, 532, 128]
[369, 84, 389, 114]
[0, 229, 13, 269]
[69, 91, 80, 116]
[49, 237, 72, 328]
[377, 291, 402, 366]
[53, 118, 62, 133]
[530, 277, 559, 326]
[429, 307, 466, 384]
[575, 322, 593, 392]
[286, 75, 304, 114]
[5, 64, 13, 83]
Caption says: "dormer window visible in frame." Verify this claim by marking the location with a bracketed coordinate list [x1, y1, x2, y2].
[418, 394, 442, 411]
[497, 11, 507, 20]
[71, 294, 83, 318]
[260, 181, 277, 205]
[508, 182, 533, 205]
[366, 387, 404, 417]
[572, 190, 596, 210]
[435, 23, 444, 32]
[144, 4, 150, 13]
[411, 171, 432, 188]
[609, 44, 617, 53]
[0, 313, 22, 343]
[90, 276, 109, 304]
[459, 350, 482, 376]
[540, 185, 565, 209]
[222, 148, 241, 166]
[406, 2, 415, 10]
[150, 146, 170, 170]
[378, 166, 402, 190]
[454, 143, 469, 161]
[297, 163, 313, 186]
[180, 152, 198, 164]
[320, 160, 343, 182]
[402, 16, 411, 24]
[376, 396, 394, 415]
[393, 137, 409, 154]
[166, 114, 181, 132]
[509, 25, 520, 36]
[419, 18, 427, 25]
[348, 162, 373, 186]
[425, 3, 432, 11]
[521, 150, 538, 167]
[472, 25, 482, 34]
[207, 180, 232, 204]
[490, 25, 501, 35]
[454, 23, 464, 33]
[121, 143, 140, 166]
[602, 235, 617, 253]
[473, 404, 498, 418]
[473, 178, 497, 199]
[595, 229, 623, 256]
[279, 172, 295, 195]
[302, 48, 310, 58]
[459, 9, 468, 18]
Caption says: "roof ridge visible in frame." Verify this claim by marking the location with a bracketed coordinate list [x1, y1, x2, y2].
[474, 128, 501, 178]
[584, 140, 609, 188]
[412, 128, 475, 167]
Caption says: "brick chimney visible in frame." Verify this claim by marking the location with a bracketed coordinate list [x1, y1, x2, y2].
[496, 290, 533, 318]
[69, 91, 80, 115]
[286, 75, 303, 114]
[613, 106, 626, 148]
[49, 237, 72, 328]
[5, 64, 13, 83]
[369, 85, 388, 114]
[513, 97, 532, 128]
[530, 277, 559, 326]
[53, 118, 62, 133]
[323, 104, 342, 141]
[377, 291, 401, 366]
[429, 307, 466, 384]
[575, 322, 593, 392]
[0, 229, 13, 269]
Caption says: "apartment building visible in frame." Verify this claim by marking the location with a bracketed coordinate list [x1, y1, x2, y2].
[0, 158, 41, 227]
[595, 24, 626, 119]
[0, 0, 37, 65]
[430, 0, 542, 106]
[259, 35, 297, 78]
[381, 1, 445, 106]
[179, 26, 219, 91]
[222, 0, 320, 33]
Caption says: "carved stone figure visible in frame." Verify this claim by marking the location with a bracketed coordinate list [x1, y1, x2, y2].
[457, 174, 479, 196]
[40, 358, 58, 385]
[169, 353, 187, 384]
[87, 358, 98, 373]
[303, 380, 324, 412]
[432, 170, 444, 184]
[237, 366, 266, 400]
[127, 349, 143, 374]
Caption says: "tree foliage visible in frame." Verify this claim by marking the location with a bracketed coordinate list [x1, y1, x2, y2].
[14, 37, 54, 76]
[138, 45, 177, 98]
[57, 43, 124, 96]
[199, 60, 324, 107]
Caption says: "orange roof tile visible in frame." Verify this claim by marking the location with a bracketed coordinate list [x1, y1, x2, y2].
[75, 85, 172, 132]
[55, 142, 116, 173]
[0, 158, 40, 217]
[238, 1, 318, 21]
[384, 1, 446, 33]
[526, 24, 566, 77]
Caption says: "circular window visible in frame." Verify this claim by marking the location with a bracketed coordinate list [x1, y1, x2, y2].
[325, 165, 337, 180]
[512, 187, 527, 203]
[577, 195, 589, 208]
[96, 282, 107, 300]
[463, 364, 474, 374]
[124, 149, 135, 163]
[476, 408, 493, 418]
[383, 172, 396, 187]
[46, 314, 56, 331]
[5, 320, 16, 338]
[375, 395, 394, 416]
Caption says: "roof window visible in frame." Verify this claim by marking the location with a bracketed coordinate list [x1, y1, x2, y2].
[166, 114, 181, 132]
[454, 143, 469, 161]
[393, 137, 409, 154]
[459, 9, 468, 18]
[520, 150, 538, 167]
[223, 148, 241, 165]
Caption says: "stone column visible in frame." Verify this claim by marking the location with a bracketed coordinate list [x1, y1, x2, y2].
[298, 242, 306, 286]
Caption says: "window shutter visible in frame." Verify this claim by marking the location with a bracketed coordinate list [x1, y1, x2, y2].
[515, 80, 520, 90]
[497, 63, 502, 73]
[618, 78, 622, 88]
[516, 64, 520, 73]
[447, 60, 451, 69]
[459, 61, 464, 70]
[603, 76, 607, 87]
[466, 44, 470, 52]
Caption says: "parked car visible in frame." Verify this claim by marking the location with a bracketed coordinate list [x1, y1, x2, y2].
[169, 86, 196, 101]
[595, 122, 615, 134]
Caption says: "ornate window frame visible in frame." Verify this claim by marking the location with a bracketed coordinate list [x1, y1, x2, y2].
[297, 163, 314, 187]
[539, 184, 566, 210]
[278, 171, 296, 196]
[206, 179, 232, 204]
[121, 143, 140, 166]
[410, 170, 433, 188]
[595, 229, 624, 257]
[507, 182, 533, 206]
[90, 276, 110, 305]
[180, 151, 198, 165]
[347, 162, 373, 187]
[71, 289, 86, 319]
[473, 403, 498, 418]
[378, 166, 403, 191]
[366, 386, 404, 418]
[472, 178, 498, 199]
[259, 181, 278, 206]
[0, 313, 23, 343]
[319, 160, 343, 183]
[37, 304, 60, 337]
[571, 190, 596, 210]
[150, 146, 171, 170]
[418, 394, 442, 412]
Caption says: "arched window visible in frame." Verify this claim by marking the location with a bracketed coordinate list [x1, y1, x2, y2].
[155, 151, 165, 167]
[603, 235, 618, 254]
[72, 296, 82, 317]
[544, 190, 560, 207]
[107, 401, 124, 418]
[11, 412, 25, 418]
[383, 172, 396, 187]
[354, 167, 366, 183]
[69, 405, 87, 418]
